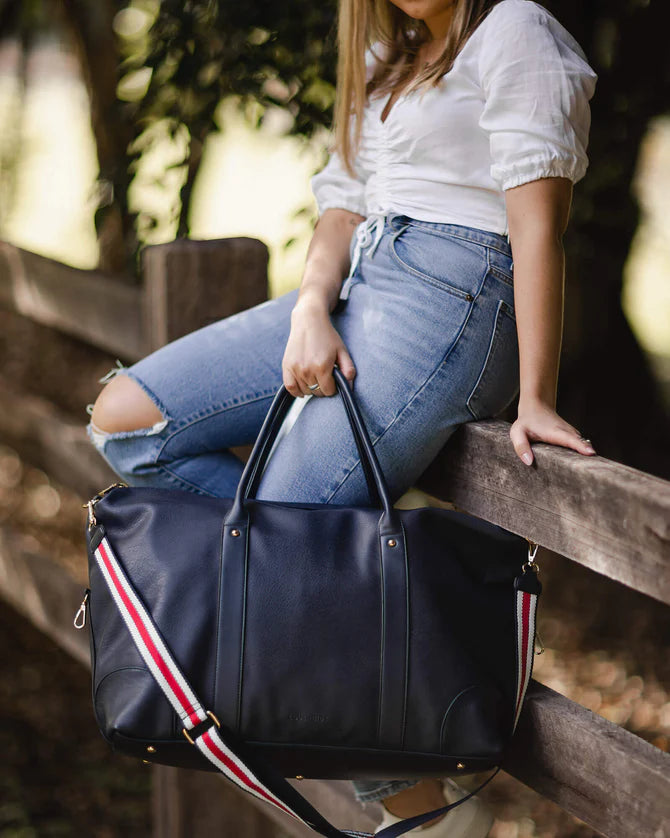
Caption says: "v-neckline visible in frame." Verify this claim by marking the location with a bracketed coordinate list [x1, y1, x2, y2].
[380, 91, 401, 125]
[379, 89, 409, 125]
[378, 47, 441, 124]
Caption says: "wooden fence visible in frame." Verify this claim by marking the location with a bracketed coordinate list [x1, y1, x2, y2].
[0, 237, 668, 837]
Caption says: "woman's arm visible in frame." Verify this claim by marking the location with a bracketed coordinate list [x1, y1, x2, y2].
[282, 208, 365, 399]
[294, 208, 365, 316]
[505, 176, 597, 465]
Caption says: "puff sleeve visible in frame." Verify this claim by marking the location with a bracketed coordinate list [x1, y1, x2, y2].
[478, 1, 598, 192]
[310, 47, 380, 217]
[310, 147, 368, 217]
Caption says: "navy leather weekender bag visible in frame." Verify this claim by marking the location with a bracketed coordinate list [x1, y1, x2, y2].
[80, 365, 541, 837]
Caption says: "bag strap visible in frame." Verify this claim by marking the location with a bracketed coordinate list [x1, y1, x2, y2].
[89, 524, 540, 837]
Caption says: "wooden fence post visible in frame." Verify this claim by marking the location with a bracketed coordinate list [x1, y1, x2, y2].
[152, 767, 292, 838]
[141, 236, 286, 837]
[141, 236, 269, 352]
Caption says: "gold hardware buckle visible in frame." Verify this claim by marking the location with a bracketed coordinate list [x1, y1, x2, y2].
[82, 483, 128, 529]
[183, 710, 221, 746]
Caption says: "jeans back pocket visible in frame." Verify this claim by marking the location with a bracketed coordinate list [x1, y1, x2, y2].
[466, 299, 519, 421]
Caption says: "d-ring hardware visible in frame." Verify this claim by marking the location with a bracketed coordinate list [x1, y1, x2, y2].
[183, 710, 221, 746]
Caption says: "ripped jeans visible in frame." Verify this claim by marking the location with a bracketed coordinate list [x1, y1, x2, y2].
[85, 214, 519, 804]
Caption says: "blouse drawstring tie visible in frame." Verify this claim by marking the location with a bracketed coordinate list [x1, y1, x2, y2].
[339, 213, 387, 300]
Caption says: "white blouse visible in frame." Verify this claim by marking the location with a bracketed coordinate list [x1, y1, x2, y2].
[310, 0, 598, 295]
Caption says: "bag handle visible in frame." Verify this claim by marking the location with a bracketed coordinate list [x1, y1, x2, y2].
[248, 367, 382, 510]
[88, 524, 520, 837]
[226, 365, 399, 535]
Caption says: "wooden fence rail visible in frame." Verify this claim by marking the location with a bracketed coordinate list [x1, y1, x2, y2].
[0, 237, 668, 838]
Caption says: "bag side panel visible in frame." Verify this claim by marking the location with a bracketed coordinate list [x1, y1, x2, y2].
[402, 507, 524, 757]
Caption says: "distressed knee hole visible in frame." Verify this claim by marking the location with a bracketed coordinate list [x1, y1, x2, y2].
[86, 415, 169, 453]
[86, 360, 170, 446]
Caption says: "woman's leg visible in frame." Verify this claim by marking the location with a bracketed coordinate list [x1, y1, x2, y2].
[356, 779, 453, 829]
[86, 289, 300, 497]
[253, 224, 518, 508]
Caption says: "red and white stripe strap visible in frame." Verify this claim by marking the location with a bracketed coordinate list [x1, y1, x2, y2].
[513, 586, 538, 731]
[93, 535, 312, 828]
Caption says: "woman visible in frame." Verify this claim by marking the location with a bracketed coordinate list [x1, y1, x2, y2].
[86, 0, 598, 834]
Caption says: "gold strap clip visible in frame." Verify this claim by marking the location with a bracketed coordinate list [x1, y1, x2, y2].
[522, 538, 540, 574]
[82, 482, 128, 529]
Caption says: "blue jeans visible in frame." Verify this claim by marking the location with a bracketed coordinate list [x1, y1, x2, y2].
[85, 213, 519, 804]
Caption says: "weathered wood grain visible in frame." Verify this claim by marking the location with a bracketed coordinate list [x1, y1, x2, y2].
[505, 681, 670, 838]
[142, 236, 269, 352]
[152, 766, 287, 838]
[417, 419, 670, 605]
[0, 376, 115, 500]
[0, 526, 90, 667]
[0, 241, 142, 358]
[0, 237, 269, 362]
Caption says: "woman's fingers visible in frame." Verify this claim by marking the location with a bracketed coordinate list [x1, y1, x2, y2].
[565, 428, 597, 455]
[286, 362, 335, 398]
[313, 359, 339, 397]
[281, 306, 357, 398]
[296, 361, 333, 397]
[308, 348, 357, 396]
[282, 368, 304, 399]
[536, 422, 597, 455]
[510, 418, 597, 466]
[283, 346, 357, 400]
[509, 422, 535, 465]
[335, 346, 357, 390]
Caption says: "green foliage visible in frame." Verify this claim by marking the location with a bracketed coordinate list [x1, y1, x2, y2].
[117, 0, 339, 237]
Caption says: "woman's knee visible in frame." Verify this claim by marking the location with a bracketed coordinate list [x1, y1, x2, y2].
[90, 373, 166, 434]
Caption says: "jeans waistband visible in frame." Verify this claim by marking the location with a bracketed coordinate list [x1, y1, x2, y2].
[387, 213, 512, 256]
[339, 211, 512, 302]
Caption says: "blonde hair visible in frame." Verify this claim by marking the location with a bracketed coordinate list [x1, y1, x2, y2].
[334, 0, 505, 176]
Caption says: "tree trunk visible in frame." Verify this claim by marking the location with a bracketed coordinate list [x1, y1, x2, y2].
[59, 0, 136, 276]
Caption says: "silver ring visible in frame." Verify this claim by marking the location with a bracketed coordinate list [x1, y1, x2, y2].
[308, 383, 320, 391]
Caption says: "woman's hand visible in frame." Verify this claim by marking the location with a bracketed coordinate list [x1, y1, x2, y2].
[281, 207, 363, 398]
[282, 295, 356, 398]
[510, 398, 596, 466]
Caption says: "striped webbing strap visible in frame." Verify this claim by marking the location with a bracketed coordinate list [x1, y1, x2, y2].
[91, 528, 539, 838]
[514, 583, 540, 731]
